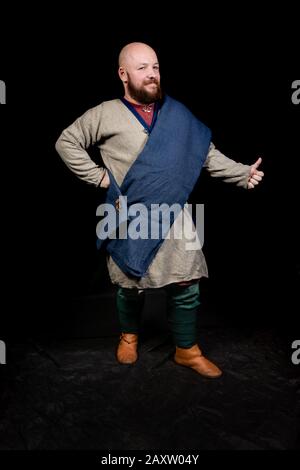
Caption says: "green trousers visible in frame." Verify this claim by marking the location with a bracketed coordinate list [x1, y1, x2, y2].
[116, 283, 200, 348]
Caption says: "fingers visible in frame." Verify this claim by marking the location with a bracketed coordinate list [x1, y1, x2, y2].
[249, 177, 260, 186]
[248, 172, 264, 189]
[253, 157, 262, 169]
[248, 157, 264, 189]
[100, 171, 111, 188]
[250, 168, 264, 177]
[251, 173, 263, 182]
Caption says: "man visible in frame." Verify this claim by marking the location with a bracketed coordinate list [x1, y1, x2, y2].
[55, 42, 264, 378]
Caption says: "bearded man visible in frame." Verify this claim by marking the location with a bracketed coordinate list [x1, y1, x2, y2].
[56, 42, 264, 378]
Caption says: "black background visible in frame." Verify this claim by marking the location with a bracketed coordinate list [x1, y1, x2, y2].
[0, 6, 299, 459]
[1, 9, 299, 337]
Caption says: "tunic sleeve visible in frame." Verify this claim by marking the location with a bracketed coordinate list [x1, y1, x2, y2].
[55, 104, 107, 187]
[203, 142, 251, 189]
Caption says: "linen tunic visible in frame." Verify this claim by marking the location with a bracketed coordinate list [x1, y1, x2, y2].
[56, 99, 251, 288]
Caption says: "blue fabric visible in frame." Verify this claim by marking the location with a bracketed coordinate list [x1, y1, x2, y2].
[97, 95, 211, 278]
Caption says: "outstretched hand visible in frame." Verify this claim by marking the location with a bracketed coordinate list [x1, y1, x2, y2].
[248, 157, 264, 189]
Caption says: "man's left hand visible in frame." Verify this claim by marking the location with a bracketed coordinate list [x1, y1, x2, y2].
[248, 157, 264, 189]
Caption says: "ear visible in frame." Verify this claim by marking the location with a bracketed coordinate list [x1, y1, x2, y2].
[118, 67, 128, 84]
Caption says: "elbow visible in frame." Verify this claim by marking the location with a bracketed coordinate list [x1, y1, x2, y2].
[55, 134, 64, 156]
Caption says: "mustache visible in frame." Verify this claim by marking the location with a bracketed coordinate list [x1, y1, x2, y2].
[144, 79, 159, 85]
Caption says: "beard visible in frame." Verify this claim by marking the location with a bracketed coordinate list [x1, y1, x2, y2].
[127, 74, 163, 104]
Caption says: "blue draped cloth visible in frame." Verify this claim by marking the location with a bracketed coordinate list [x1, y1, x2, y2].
[96, 95, 211, 278]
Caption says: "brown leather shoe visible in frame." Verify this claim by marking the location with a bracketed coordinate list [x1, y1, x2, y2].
[116, 333, 138, 364]
[174, 344, 222, 378]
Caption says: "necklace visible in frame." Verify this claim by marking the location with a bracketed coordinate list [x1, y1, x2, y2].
[141, 104, 153, 113]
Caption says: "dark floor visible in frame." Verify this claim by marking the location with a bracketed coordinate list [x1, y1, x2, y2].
[0, 328, 299, 450]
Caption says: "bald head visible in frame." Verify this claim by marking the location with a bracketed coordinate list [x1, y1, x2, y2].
[118, 42, 158, 68]
[118, 42, 162, 105]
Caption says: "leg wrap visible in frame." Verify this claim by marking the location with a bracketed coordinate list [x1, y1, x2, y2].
[166, 283, 200, 348]
[116, 287, 145, 334]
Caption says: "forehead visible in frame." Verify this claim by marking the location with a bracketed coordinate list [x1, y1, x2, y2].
[127, 48, 158, 65]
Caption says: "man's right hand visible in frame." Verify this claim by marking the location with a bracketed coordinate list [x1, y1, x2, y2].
[100, 170, 110, 188]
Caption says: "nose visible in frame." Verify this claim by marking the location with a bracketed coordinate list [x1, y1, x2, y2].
[147, 68, 159, 79]
[147, 71, 155, 80]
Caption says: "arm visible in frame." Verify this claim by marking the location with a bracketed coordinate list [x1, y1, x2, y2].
[55, 104, 110, 188]
[203, 143, 264, 189]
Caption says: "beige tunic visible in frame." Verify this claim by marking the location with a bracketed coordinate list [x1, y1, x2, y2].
[55, 99, 251, 289]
